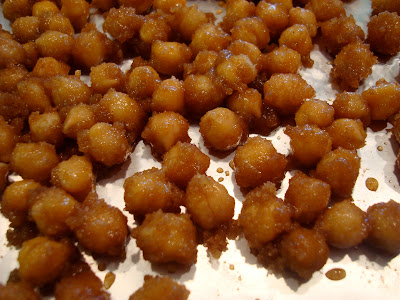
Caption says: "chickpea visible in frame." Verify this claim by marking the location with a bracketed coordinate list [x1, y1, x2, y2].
[35, 30, 74, 62]
[16, 77, 52, 114]
[228, 40, 262, 67]
[371, 0, 400, 16]
[150, 41, 192, 76]
[174, 5, 208, 42]
[190, 23, 230, 56]
[295, 99, 335, 127]
[305, 0, 345, 22]
[332, 92, 371, 126]
[255, 1, 289, 38]
[22, 41, 40, 69]
[0, 65, 28, 93]
[0, 163, 8, 193]
[183, 50, 218, 77]
[231, 17, 270, 50]
[91, 0, 116, 11]
[32, 1, 59, 18]
[151, 77, 185, 114]
[62, 104, 96, 139]
[221, 0, 256, 32]
[262, 46, 301, 75]
[29, 111, 63, 146]
[12, 16, 40, 43]
[61, 0, 89, 31]
[326, 118, 366, 150]
[126, 66, 161, 99]
[38, 12, 74, 36]
[279, 24, 313, 61]
[32, 57, 70, 78]
[103, 7, 143, 43]
[90, 63, 126, 94]
[0, 117, 17, 163]
[0, 282, 41, 300]
[153, 0, 186, 13]
[289, 7, 317, 38]
[0, 37, 26, 68]
[226, 88, 263, 123]
[118, 0, 152, 14]
[2, 0, 33, 22]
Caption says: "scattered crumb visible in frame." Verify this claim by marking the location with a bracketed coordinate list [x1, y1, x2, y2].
[217, 167, 224, 173]
[277, 136, 281, 140]
[238, 275, 242, 281]
[217, 9, 223, 15]
[229, 160, 235, 170]
[225, 171, 230, 176]
[229, 264, 235, 270]
[104, 272, 116, 289]
[218, 177, 224, 182]
[98, 262, 107, 271]
[366, 177, 379, 191]
[377, 146, 383, 151]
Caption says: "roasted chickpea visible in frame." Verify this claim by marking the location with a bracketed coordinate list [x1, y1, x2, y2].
[150, 41, 192, 76]
[0, 37, 26, 68]
[305, 0, 345, 22]
[32, 1, 59, 17]
[38, 11, 75, 36]
[332, 92, 371, 126]
[184, 50, 218, 77]
[0, 116, 18, 163]
[262, 46, 301, 75]
[2, 0, 33, 22]
[0, 282, 41, 300]
[90, 63, 125, 94]
[189, 23, 230, 56]
[139, 15, 171, 44]
[126, 66, 161, 100]
[118, 0, 152, 14]
[151, 77, 185, 114]
[61, 0, 90, 31]
[255, 1, 289, 38]
[289, 7, 317, 38]
[326, 118, 366, 150]
[17, 77, 53, 113]
[226, 88, 263, 123]
[174, 5, 208, 42]
[35, 30, 74, 62]
[29, 111, 63, 146]
[12, 16, 40, 43]
[0, 163, 8, 193]
[228, 40, 262, 67]
[221, 0, 256, 32]
[279, 24, 313, 63]
[371, 0, 400, 16]
[0, 65, 28, 93]
[153, 0, 186, 13]
[231, 17, 270, 50]
[62, 104, 96, 139]
[295, 99, 335, 127]
[91, 0, 116, 11]
[32, 57, 70, 78]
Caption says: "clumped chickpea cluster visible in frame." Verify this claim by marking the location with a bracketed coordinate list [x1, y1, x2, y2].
[1, 0, 400, 298]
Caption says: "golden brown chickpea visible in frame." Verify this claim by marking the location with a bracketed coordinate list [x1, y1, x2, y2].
[234, 136, 287, 188]
[0, 37, 26, 68]
[38, 11, 75, 36]
[173, 5, 209, 42]
[326, 118, 366, 150]
[67, 194, 128, 256]
[162, 142, 210, 189]
[305, 0, 345, 22]
[2, 0, 33, 22]
[285, 124, 332, 167]
[321, 16, 365, 55]
[132, 210, 198, 265]
[262, 46, 301, 75]
[295, 99, 335, 127]
[0, 163, 8, 193]
[61, 0, 89, 31]
[199, 107, 247, 151]
[118, 0, 152, 14]
[332, 92, 371, 126]
[29, 111, 63, 146]
[77, 122, 131, 167]
[0, 65, 28, 93]
[12, 16, 40, 43]
[153, 0, 186, 13]
[228, 40, 262, 68]
[221, 0, 256, 32]
[231, 17, 270, 50]
[0, 116, 18, 163]
[0, 92, 29, 122]
[1, 180, 42, 227]
[51, 155, 94, 201]
[189, 23, 230, 56]
[183, 50, 218, 77]
[362, 79, 400, 121]
[90, 63, 125, 95]
[91, 0, 116, 11]
[0, 282, 41, 300]
[126, 66, 161, 100]
[289, 7, 317, 38]
[255, 1, 289, 38]
[62, 104, 96, 139]
[32, 1, 59, 17]
[123, 168, 184, 216]
[279, 24, 313, 61]
[103, 7, 143, 43]
[315, 199, 368, 248]
[32, 57, 70, 78]
[18, 236, 72, 285]
[35, 30, 74, 62]
[150, 41, 192, 76]
[264, 73, 315, 115]
[281, 226, 329, 280]
[10, 142, 60, 182]
[22, 41, 40, 69]
[185, 174, 235, 230]
[331, 40, 377, 90]
[30, 187, 78, 236]
[151, 77, 185, 114]
[367, 12, 400, 56]
[239, 182, 292, 249]
[141, 111, 191, 156]
[315, 147, 360, 198]
[140, 15, 171, 44]
[367, 200, 400, 255]
[226, 88, 263, 123]
[17, 77, 52, 113]
[285, 171, 330, 224]
[371, 0, 400, 15]
[129, 275, 189, 300]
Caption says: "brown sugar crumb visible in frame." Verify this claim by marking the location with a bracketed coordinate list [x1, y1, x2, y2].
[225, 171, 230, 176]
[217, 9, 223, 15]
[229, 160, 235, 170]
[218, 177, 224, 182]
[217, 167, 224, 173]
[229, 264, 235, 270]
[104, 272, 116, 289]
[325, 268, 346, 281]
[98, 262, 106, 271]
[239, 276, 242, 281]
[366, 177, 379, 191]
[377, 146, 383, 151]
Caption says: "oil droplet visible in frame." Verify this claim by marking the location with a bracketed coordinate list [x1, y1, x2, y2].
[229, 264, 235, 270]
[218, 177, 224, 182]
[225, 171, 230, 176]
[104, 272, 116, 289]
[217, 167, 224, 173]
[229, 160, 235, 170]
[366, 177, 379, 191]
[325, 268, 346, 281]
[98, 262, 106, 271]
[377, 146, 383, 151]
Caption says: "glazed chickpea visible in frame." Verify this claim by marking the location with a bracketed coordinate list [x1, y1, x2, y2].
[279, 24, 313, 62]
[228, 40, 262, 67]
[62, 104, 96, 139]
[183, 74, 225, 117]
[126, 66, 161, 100]
[150, 41, 192, 76]
[255, 1, 289, 38]
[2, 0, 33, 22]
[18, 236, 72, 285]
[129, 275, 189, 300]
[0, 37, 26, 68]
[0, 116, 18, 163]
[184, 50, 218, 76]
[35, 30, 74, 62]
[315, 147, 360, 198]
[140, 15, 171, 44]
[17, 78, 51, 114]
[141, 111, 191, 156]
[226, 88, 263, 123]
[0, 65, 28, 93]
[367, 200, 400, 254]
[221, 0, 256, 32]
[189, 23, 230, 56]
[332, 92, 371, 126]
[231, 17, 270, 50]
[162, 142, 210, 189]
[315, 199, 369, 249]
[51, 155, 95, 201]
[305, 0, 345, 22]
[262, 46, 301, 75]
[326, 118, 366, 150]
[12, 16, 40, 43]
[91, 0, 116, 11]
[30, 187, 78, 237]
[123, 168, 184, 216]
[77, 122, 131, 167]
[10, 142, 60, 182]
[32, 1, 59, 17]
[234, 136, 287, 188]
[47, 75, 92, 108]
[289, 7, 317, 38]
[0, 92, 29, 122]
[321, 16, 365, 55]
[90, 63, 126, 94]
[186, 174, 235, 230]
[131, 210, 198, 265]
[32, 57, 70, 78]
[29, 111, 63, 146]
[331, 40, 377, 90]
[22, 41, 40, 69]
[295, 99, 335, 127]
[61, 0, 89, 31]
[38, 11, 75, 36]
[371, 0, 400, 16]
[362, 79, 400, 121]
[0, 163, 8, 193]
[118, 0, 152, 14]
[67, 194, 128, 256]
[285, 124, 332, 167]
[103, 7, 143, 43]
[0, 282, 41, 300]
[153, 0, 186, 13]
[264, 73, 315, 115]
[239, 182, 292, 249]
[281, 226, 329, 280]
[285, 171, 331, 224]
[1, 180, 42, 227]
[151, 77, 185, 114]
[174, 5, 208, 42]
